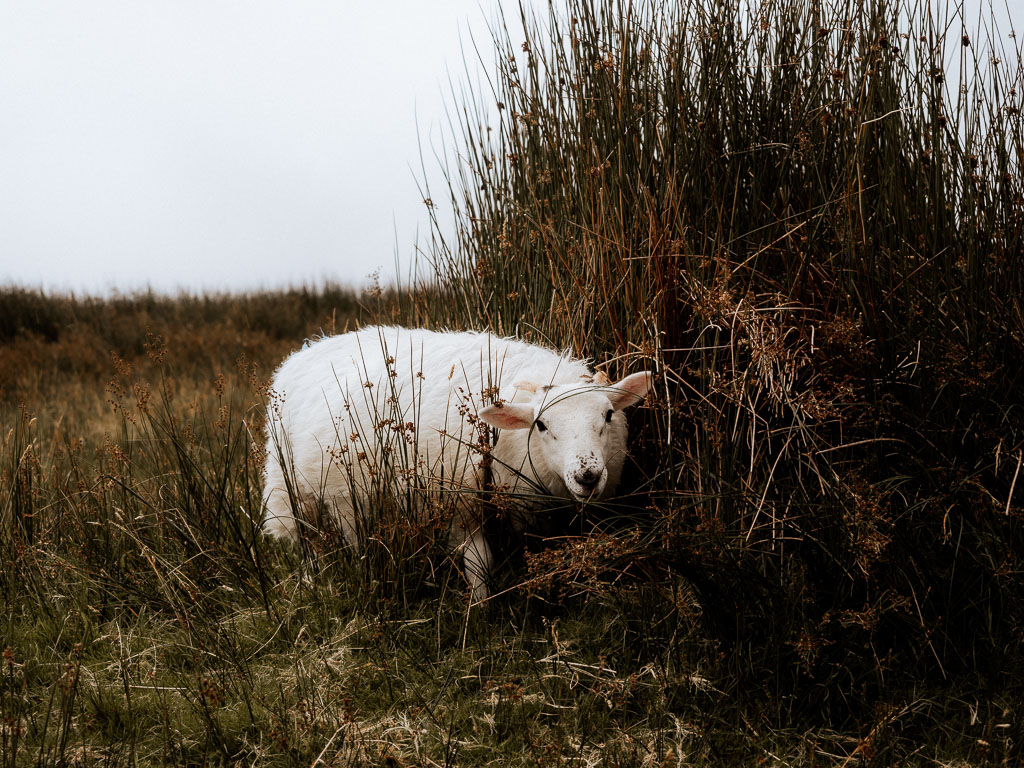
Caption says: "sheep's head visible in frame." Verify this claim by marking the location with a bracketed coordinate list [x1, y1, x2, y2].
[479, 371, 653, 501]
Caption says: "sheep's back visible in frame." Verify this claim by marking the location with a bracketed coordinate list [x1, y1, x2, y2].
[267, 326, 590, 486]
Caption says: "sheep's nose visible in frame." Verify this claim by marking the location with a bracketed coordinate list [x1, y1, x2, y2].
[574, 468, 602, 489]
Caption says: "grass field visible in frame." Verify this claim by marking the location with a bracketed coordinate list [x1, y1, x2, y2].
[3, 0, 1024, 765]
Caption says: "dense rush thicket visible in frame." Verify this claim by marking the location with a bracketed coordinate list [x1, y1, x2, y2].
[413, 0, 1024, 701]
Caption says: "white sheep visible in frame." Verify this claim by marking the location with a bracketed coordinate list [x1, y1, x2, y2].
[262, 325, 652, 602]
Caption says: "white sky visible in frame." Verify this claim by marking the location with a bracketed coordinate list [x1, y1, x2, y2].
[0, 1, 1018, 296]
[0, 0, 520, 295]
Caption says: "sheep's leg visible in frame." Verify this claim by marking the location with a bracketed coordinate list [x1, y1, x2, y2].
[263, 491, 298, 539]
[262, 453, 300, 540]
[263, 450, 349, 543]
[461, 523, 493, 604]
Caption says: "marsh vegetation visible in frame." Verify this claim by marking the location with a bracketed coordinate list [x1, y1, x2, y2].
[3, 0, 1023, 764]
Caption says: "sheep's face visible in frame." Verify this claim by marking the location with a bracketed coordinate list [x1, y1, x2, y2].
[479, 372, 652, 501]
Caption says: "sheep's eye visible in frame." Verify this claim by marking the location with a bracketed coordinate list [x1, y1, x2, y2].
[535, 420, 547, 432]
[604, 409, 614, 423]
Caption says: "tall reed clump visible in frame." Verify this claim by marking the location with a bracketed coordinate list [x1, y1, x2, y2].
[413, 0, 1024, 712]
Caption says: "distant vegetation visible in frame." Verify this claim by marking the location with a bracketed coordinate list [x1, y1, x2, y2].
[2, 0, 1022, 765]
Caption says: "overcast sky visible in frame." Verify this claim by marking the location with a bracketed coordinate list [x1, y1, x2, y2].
[0, 0, 522, 295]
[0, 1, 1018, 295]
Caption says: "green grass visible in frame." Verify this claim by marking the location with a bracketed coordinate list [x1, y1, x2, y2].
[3, 0, 1024, 764]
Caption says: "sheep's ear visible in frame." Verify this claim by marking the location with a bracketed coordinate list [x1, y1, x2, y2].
[479, 403, 535, 430]
[608, 371, 653, 410]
